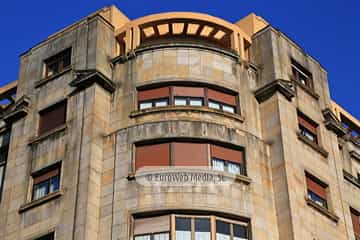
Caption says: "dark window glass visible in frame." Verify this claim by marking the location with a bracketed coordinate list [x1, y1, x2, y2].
[176, 217, 191, 231]
[35, 232, 54, 240]
[233, 224, 247, 238]
[216, 220, 230, 235]
[291, 59, 312, 88]
[45, 48, 71, 78]
[32, 167, 60, 200]
[308, 190, 328, 209]
[195, 218, 211, 232]
[39, 101, 67, 135]
[0, 145, 9, 202]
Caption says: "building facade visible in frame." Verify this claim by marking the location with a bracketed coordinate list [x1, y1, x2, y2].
[0, 5, 359, 240]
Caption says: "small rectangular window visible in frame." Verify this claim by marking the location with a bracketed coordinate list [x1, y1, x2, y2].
[189, 98, 203, 107]
[291, 59, 313, 89]
[39, 101, 67, 135]
[207, 89, 237, 114]
[140, 102, 153, 110]
[211, 144, 245, 175]
[45, 48, 71, 78]
[174, 97, 187, 106]
[35, 232, 55, 240]
[209, 101, 221, 110]
[155, 99, 168, 107]
[306, 173, 328, 209]
[298, 112, 318, 144]
[32, 166, 61, 200]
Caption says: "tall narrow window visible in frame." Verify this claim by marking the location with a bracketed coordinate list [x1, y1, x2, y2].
[216, 220, 231, 240]
[39, 101, 67, 135]
[306, 173, 328, 209]
[176, 217, 192, 240]
[351, 208, 360, 239]
[195, 218, 211, 240]
[44, 48, 71, 78]
[298, 112, 318, 144]
[134, 215, 170, 240]
[291, 59, 313, 89]
[32, 165, 61, 200]
[211, 144, 244, 175]
[0, 144, 9, 202]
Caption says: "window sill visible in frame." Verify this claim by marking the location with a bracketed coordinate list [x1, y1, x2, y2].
[343, 170, 360, 189]
[28, 124, 67, 145]
[292, 78, 320, 100]
[130, 106, 245, 123]
[305, 197, 339, 223]
[297, 132, 328, 158]
[19, 190, 63, 213]
[35, 66, 72, 88]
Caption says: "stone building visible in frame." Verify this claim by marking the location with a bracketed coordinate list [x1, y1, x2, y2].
[0, 5, 359, 240]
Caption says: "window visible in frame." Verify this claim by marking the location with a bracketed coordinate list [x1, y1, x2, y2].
[211, 144, 245, 175]
[38, 101, 67, 135]
[137, 85, 238, 114]
[351, 208, 360, 239]
[44, 48, 71, 78]
[34, 232, 54, 240]
[32, 165, 61, 200]
[0, 144, 9, 202]
[139, 214, 249, 240]
[291, 59, 313, 89]
[340, 114, 360, 144]
[134, 215, 170, 240]
[298, 112, 318, 144]
[138, 87, 170, 110]
[306, 173, 328, 209]
[207, 89, 237, 114]
[135, 141, 245, 176]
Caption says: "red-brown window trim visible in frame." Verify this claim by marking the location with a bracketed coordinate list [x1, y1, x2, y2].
[38, 101, 67, 136]
[351, 208, 360, 237]
[137, 84, 239, 113]
[135, 139, 245, 173]
[305, 172, 328, 200]
[135, 143, 171, 170]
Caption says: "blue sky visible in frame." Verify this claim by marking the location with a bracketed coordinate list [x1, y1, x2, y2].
[1, 0, 359, 118]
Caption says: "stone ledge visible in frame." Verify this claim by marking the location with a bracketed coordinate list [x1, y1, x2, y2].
[254, 79, 295, 103]
[306, 198, 339, 223]
[2, 96, 31, 124]
[322, 108, 347, 137]
[297, 132, 329, 158]
[70, 69, 116, 93]
[19, 190, 63, 213]
[130, 106, 245, 123]
[28, 124, 67, 145]
[292, 79, 320, 100]
[343, 170, 360, 189]
[127, 171, 251, 185]
[35, 67, 72, 88]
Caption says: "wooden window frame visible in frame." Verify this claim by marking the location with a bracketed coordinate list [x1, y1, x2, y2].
[298, 111, 319, 144]
[291, 59, 313, 89]
[31, 163, 61, 201]
[305, 172, 328, 209]
[38, 100, 67, 136]
[44, 48, 72, 78]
